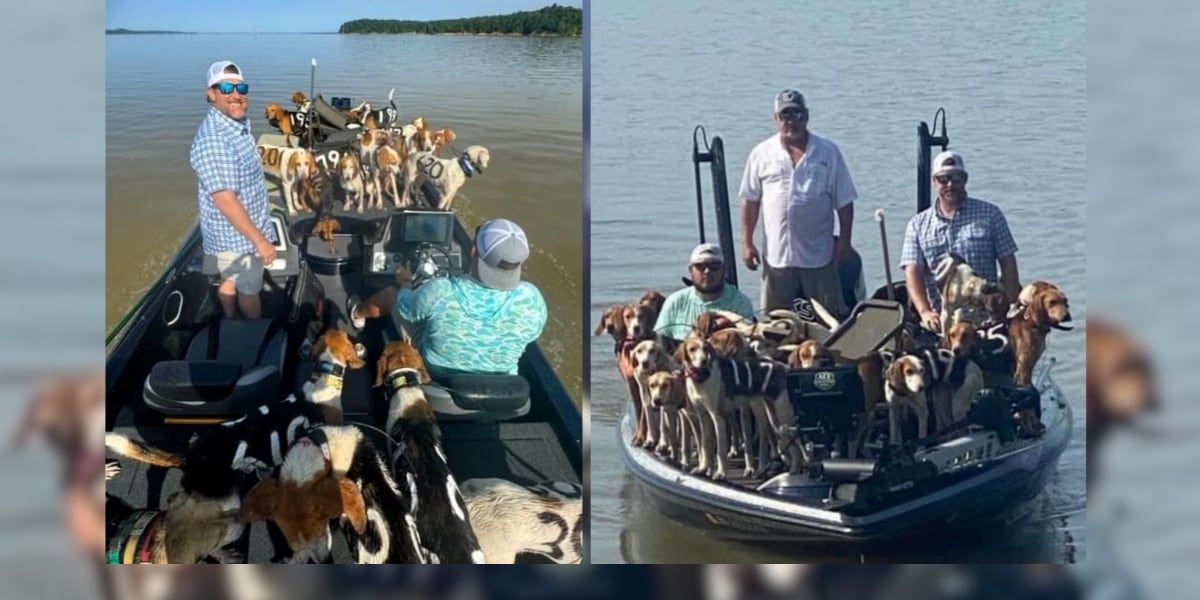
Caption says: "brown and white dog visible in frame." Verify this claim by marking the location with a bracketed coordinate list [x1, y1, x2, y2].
[336, 153, 381, 213]
[1008, 281, 1073, 435]
[787, 339, 834, 369]
[257, 144, 320, 216]
[678, 335, 794, 480]
[630, 338, 678, 451]
[461, 478, 583, 564]
[646, 371, 693, 464]
[264, 103, 307, 146]
[303, 329, 366, 424]
[880, 350, 929, 445]
[933, 253, 993, 335]
[375, 143, 407, 208]
[596, 296, 662, 447]
[404, 146, 490, 210]
[290, 91, 309, 111]
[432, 128, 457, 156]
[375, 341, 485, 564]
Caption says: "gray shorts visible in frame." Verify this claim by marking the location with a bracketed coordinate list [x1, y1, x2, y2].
[215, 251, 264, 295]
[762, 260, 849, 320]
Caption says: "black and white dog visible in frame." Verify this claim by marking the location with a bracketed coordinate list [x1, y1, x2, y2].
[377, 341, 485, 563]
[461, 478, 583, 564]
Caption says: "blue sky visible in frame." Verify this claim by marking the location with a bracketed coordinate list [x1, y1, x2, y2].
[106, 0, 582, 33]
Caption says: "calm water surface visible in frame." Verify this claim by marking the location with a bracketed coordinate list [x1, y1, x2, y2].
[590, 0, 1086, 563]
[107, 33, 583, 402]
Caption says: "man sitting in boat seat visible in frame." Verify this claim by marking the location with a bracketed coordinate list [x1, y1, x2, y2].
[348, 218, 547, 380]
[654, 243, 754, 351]
[900, 151, 1021, 332]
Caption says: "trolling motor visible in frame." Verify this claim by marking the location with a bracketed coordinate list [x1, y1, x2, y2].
[692, 126, 738, 288]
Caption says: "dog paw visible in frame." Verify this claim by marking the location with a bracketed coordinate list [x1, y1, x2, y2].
[654, 442, 670, 455]
[689, 465, 707, 476]
[711, 469, 727, 481]
[743, 466, 758, 479]
[105, 460, 121, 481]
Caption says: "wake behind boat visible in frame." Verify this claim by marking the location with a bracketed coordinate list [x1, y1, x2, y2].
[614, 115, 1072, 543]
[105, 76, 581, 562]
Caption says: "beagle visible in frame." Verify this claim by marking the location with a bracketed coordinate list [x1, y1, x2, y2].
[375, 342, 486, 564]
[787, 339, 834, 369]
[630, 338, 677, 451]
[461, 478, 583, 564]
[303, 329, 366, 424]
[432, 128, 457, 156]
[335, 153, 365, 213]
[1008, 281, 1073, 435]
[290, 91, 309, 111]
[403, 146, 489, 210]
[646, 370, 696, 467]
[595, 298, 661, 447]
[257, 144, 320, 217]
[678, 335, 795, 480]
[880, 350, 929, 445]
[934, 253, 994, 334]
[374, 143, 408, 208]
[264, 103, 308, 146]
[346, 94, 398, 131]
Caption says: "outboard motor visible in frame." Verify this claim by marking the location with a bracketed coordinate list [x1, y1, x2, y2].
[786, 365, 862, 459]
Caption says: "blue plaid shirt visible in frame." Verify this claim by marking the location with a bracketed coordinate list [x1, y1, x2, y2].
[900, 197, 1018, 311]
[189, 107, 275, 255]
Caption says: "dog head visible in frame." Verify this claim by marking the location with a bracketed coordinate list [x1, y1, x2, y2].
[1019, 281, 1073, 330]
[264, 103, 285, 124]
[709, 329, 751, 360]
[594, 304, 627, 341]
[337, 153, 361, 181]
[935, 254, 988, 308]
[638, 290, 666, 316]
[374, 341, 432, 388]
[433, 128, 457, 152]
[647, 371, 684, 409]
[881, 350, 926, 395]
[242, 472, 366, 556]
[944, 321, 978, 358]
[311, 329, 365, 369]
[788, 339, 833, 369]
[632, 339, 672, 376]
[464, 145, 490, 171]
[681, 335, 715, 373]
[290, 91, 308, 108]
[622, 303, 656, 340]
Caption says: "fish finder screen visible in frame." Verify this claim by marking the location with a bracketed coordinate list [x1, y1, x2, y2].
[393, 211, 453, 246]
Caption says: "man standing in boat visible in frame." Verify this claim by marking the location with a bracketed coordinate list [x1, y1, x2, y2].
[738, 89, 857, 320]
[900, 150, 1021, 332]
[654, 243, 754, 346]
[189, 60, 278, 320]
[348, 218, 547, 379]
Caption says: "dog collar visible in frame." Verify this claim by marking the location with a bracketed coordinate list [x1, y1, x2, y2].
[107, 509, 165, 564]
[684, 362, 711, 383]
[303, 426, 334, 472]
[312, 360, 346, 380]
[386, 368, 423, 391]
[458, 155, 475, 178]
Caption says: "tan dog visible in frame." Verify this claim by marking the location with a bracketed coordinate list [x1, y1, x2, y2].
[375, 143, 407, 208]
[881, 351, 929, 445]
[639, 289, 666, 317]
[595, 304, 647, 445]
[336, 153, 371, 213]
[265, 103, 303, 146]
[630, 339, 678, 451]
[787, 339, 834, 369]
[1009, 281, 1073, 435]
[646, 371, 694, 465]
[257, 144, 319, 216]
[404, 146, 489, 210]
[303, 330, 366, 424]
[290, 91, 308, 110]
[432, 128, 457, 156]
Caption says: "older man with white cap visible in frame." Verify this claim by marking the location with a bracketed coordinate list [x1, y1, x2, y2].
[900, 150, 1021, 331]
[189, 60, 277, 320]
[349, 218, 547, 378]
[739, 89, 857, 319]
[653, 243, 755, 344]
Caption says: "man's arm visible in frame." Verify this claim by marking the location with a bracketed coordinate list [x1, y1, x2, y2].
[212, 190, 273, 253]
[998, 254, 1020, 303]
[835, 202, 854, 262]
[741, 201, 762, 270]
[905, 264, 939, 331]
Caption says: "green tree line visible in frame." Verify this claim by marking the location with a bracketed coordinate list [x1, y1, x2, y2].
[339, 4, 581, 36]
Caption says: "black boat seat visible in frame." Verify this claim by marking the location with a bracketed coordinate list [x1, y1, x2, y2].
[423, 374, 530, 422]
[144, 319, 287, 416]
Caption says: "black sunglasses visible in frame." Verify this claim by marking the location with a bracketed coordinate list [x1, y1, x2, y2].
[212, 81, 249, 95]
[693, 262, 723, 272]
[778, 109, 808, 122]
[935, 172, 967, 184]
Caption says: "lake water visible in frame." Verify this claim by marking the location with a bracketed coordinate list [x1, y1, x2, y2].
[590, 0, 1086, 562]
[106, 33, 583, 402]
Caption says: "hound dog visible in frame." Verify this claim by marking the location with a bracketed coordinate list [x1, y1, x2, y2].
[264, 103, 309, 146]
[678, 335, 796, 480]
[595, 297, 661, 447]
[630, 338, 678, 451]
[375, 143, 407, 208]
[303, 329, 366, 424]
[461, 478, 582, 564]
[336, 153, 378, 214]
[933, 323, 986, 432]
[933, 253, 995, 334]
[645, 371, 695, 466]
[346, 91, 398, 130]
[880, 350, 929, 445]
[314, 218, 340, 255]
[241, 424, 427, 564]
[290, 91, 309, 111]
[403, 146, 490, 210]
[256, 144, 320, 217]
[707, 327, 760, 461]
[376, 342, 486, 564]
[432, 128, 457, 156]
[1007, 281, 1072, 435]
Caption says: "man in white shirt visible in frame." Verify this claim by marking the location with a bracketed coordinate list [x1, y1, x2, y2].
[738, 89, 856, 319]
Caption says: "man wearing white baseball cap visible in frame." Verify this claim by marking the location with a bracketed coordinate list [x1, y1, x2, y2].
[900, 150, 1022, 331]
[738, 89, 858, 319]
[349, 218, 547, 378]
[189, 60, 277, 320]
[653, 243, 754, 344]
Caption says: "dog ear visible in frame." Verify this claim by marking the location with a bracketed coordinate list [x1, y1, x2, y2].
[310, 335, 328, 361]
[373, 350, 390, 388]
[242, 480, 282, 523]
[879, 349, 897, 367]
[594, 309, 612, 336]
[315, 477, 367, 534]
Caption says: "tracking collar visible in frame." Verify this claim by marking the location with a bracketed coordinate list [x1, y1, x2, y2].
[684, 361, 711, 383]
[386, 368, 424, 391]
[107, 510, 165, 564]
[312, 360, 346, 379]
[458, 154, 476, 178]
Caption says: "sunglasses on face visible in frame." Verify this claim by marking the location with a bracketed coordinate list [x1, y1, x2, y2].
[693, 262, 723, 273]
[778, 110, 807, 122]
[935, 172, 968, 184]
[212, 82, 249, 95]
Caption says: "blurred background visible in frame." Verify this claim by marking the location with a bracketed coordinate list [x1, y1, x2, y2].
[2, 0, 1200, 597]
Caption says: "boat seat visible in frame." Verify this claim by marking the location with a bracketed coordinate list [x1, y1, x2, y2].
[823, 299, 907, 361]
[423, 374, 531, 422]
[143, 319, 287, 417]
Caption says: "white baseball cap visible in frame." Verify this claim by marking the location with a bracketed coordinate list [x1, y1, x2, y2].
[932, 150, 967, 176]
[475, 219, 530, 291]
[689, 243, 724, 266]
[207, 61, 244, 88]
